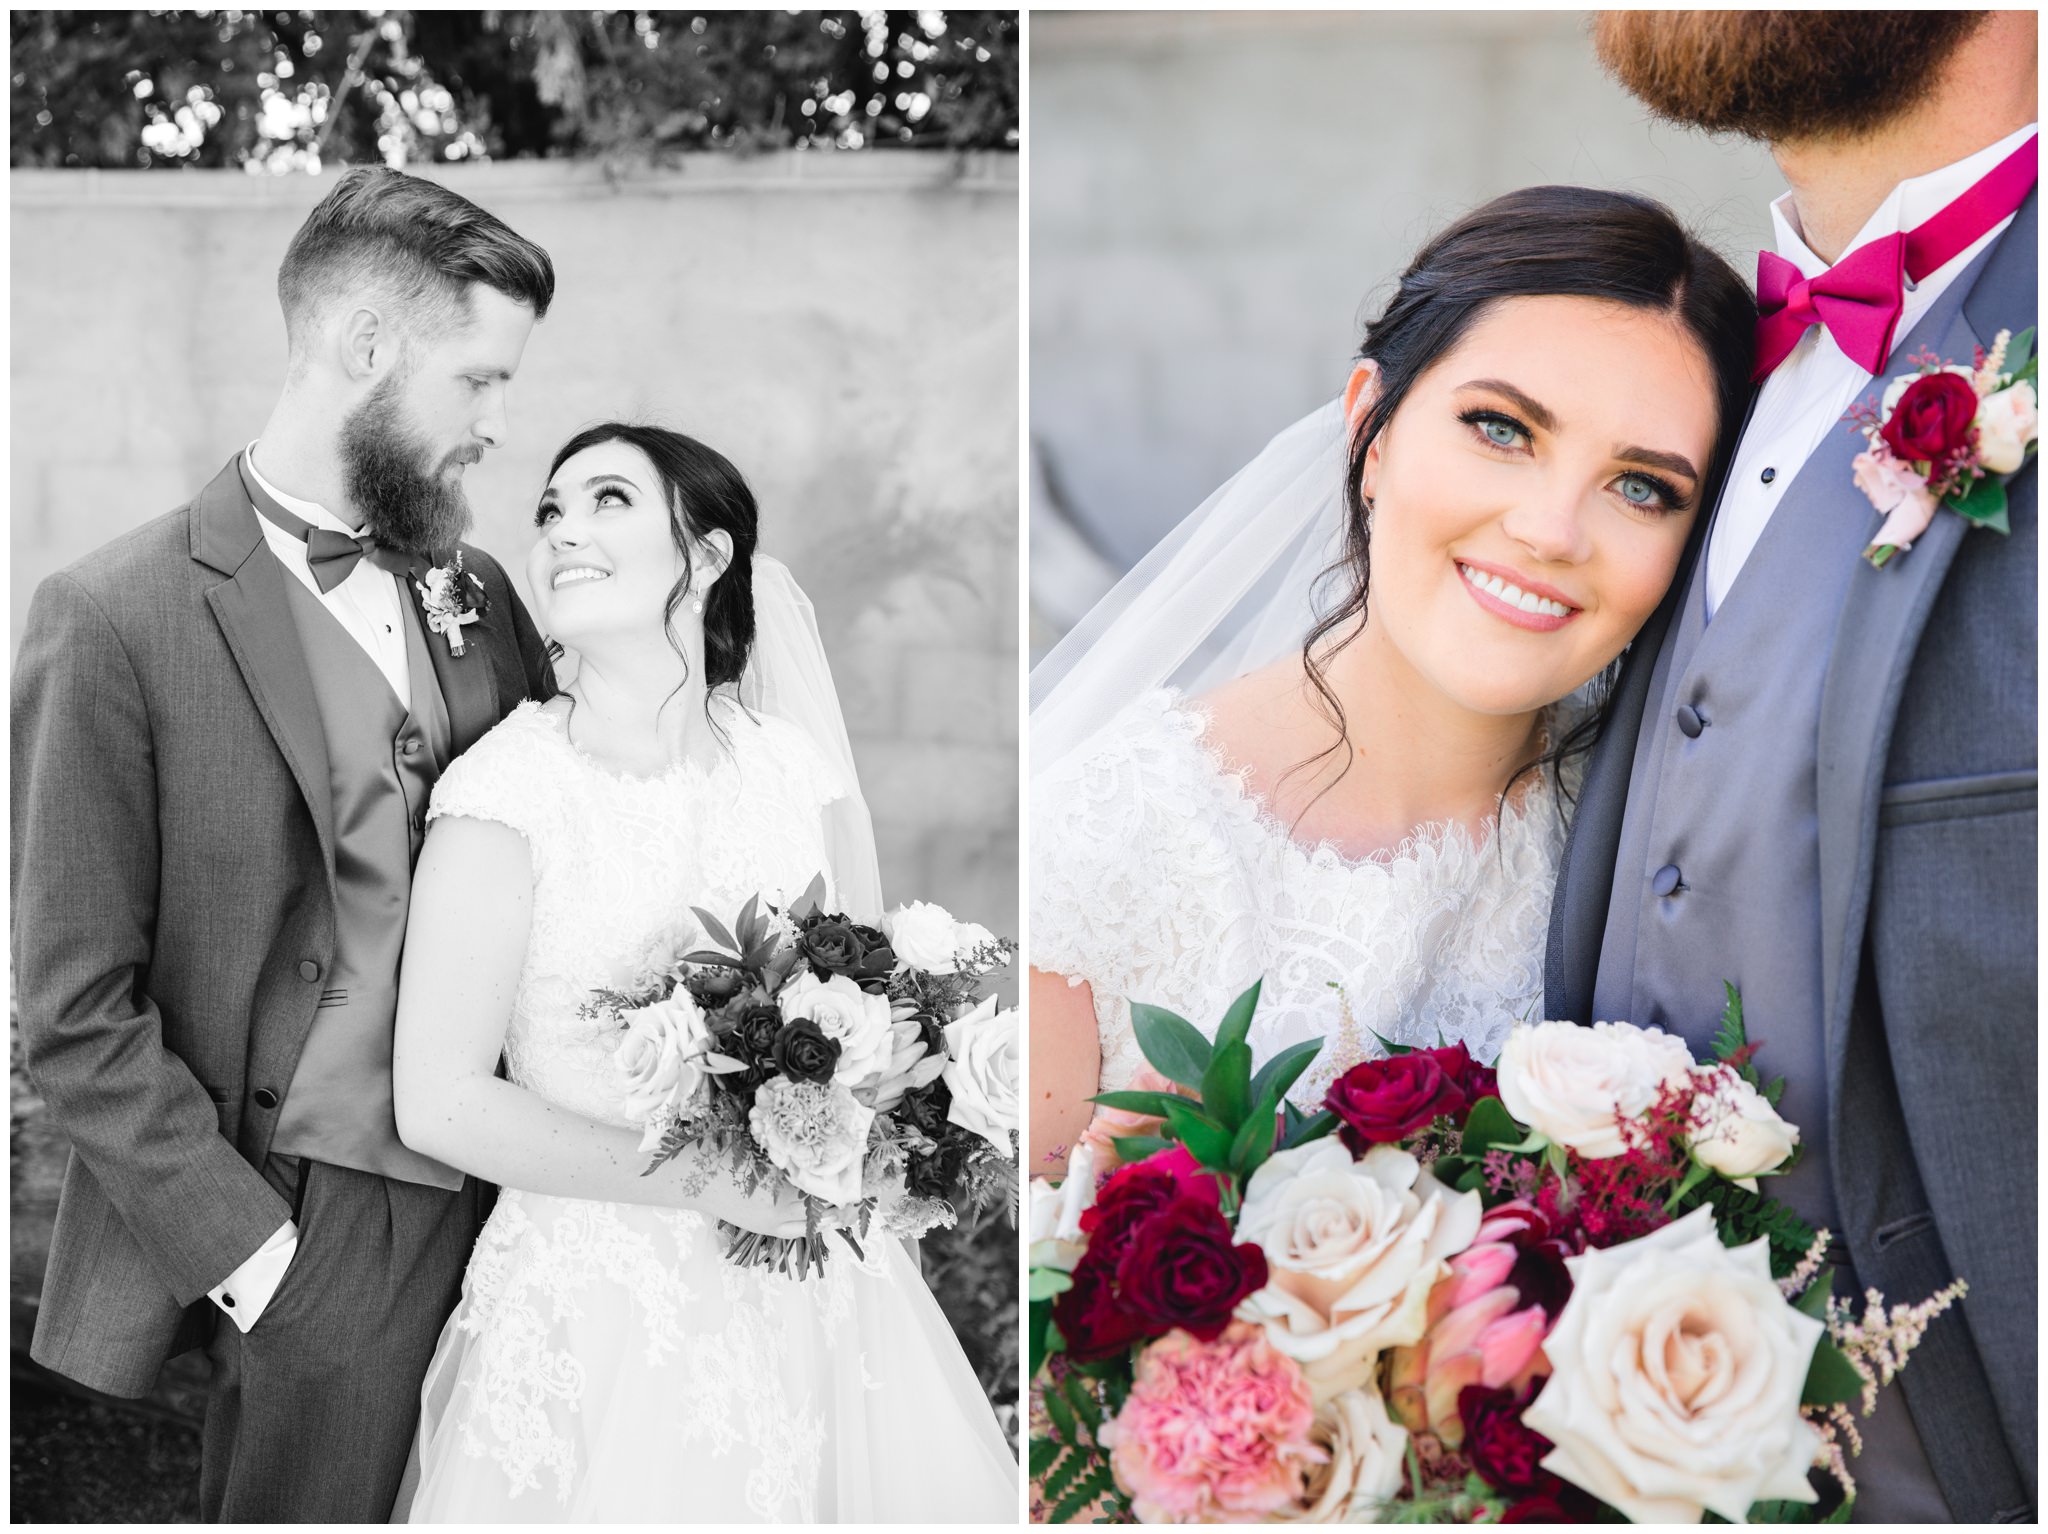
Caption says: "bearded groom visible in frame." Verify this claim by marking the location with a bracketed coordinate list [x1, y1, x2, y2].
[13, 167, 557, 1521]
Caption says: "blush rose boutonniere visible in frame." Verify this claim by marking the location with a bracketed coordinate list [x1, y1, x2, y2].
[415, 550, 487, 655]
[1849, 326, 2038, 568]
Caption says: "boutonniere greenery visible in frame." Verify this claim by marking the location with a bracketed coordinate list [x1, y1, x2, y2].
[1847, 326, 2037, 569]
[416, 551, 488, 656]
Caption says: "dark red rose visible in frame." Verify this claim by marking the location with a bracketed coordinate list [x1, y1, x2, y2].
[1051, 1245, 1148, 1362]
[1880, 371, 1980, 465]
[1437, 1041, 1500, 1108]
[770, 1019, 841, 1084]
[687, 966, 746, 1005]
[846, 924, 898, 990]
[729, 1000, 785, 1061]
[1079, 1164, 1185, 1263]
[1460, 1384, 1560, 1496]
[1115, 1196, 1269, 1340]
[1327, 1045, 1480, 1150]
[797, 919, 864, 976]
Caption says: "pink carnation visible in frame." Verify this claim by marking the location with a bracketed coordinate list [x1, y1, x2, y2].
[1102, 1322, 1326, 1523]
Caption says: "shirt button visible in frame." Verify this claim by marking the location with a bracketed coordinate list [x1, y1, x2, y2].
[1653, 864, 1683, 898]
[299, 961, 319, 982]
[1676, 704, 1705, 738]
[221, 1293, 237, 1308]
[252, 1088, 280, 1110]
[1760, 466, 1777, 485]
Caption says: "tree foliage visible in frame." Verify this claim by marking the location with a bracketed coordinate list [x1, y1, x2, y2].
[11, 10, 1018, 172]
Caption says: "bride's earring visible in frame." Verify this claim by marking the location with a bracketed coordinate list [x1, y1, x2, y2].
[690, 584, 705, 617]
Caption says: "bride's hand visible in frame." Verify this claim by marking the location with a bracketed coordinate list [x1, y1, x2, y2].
[702, 1176, 811, 1238]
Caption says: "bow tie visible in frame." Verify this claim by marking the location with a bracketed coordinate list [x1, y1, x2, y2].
[1753, 131, 2037, 382]
[246, 487, 413, 594]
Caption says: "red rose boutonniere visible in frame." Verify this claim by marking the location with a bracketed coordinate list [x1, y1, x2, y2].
[1848, 326, 2038, 568]
[416, 551, 488, 655]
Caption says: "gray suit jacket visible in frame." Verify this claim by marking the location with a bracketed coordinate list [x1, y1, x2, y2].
[12, 454, 554, 1398]
[1547, 197, 2036, 1520]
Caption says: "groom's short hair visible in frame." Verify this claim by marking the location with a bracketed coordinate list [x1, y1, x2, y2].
[277, 166, 555, 366]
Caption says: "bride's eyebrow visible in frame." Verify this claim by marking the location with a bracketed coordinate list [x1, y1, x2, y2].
[584, 474, 640, 493]
[1613, 443, 1700, 483]
[1455, 378, 1556, 432]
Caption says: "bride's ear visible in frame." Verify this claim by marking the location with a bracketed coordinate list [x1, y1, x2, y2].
[697, 529, 736, 587]
[1345, 359, 1384, 502]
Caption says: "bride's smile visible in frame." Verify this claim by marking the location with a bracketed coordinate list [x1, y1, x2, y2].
[1355, 293, 1717, 719]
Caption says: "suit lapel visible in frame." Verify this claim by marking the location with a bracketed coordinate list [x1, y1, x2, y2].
[194, 455, 337, 881]
[1816, 196, 2034, 1109]
[401, 552, 500, 756]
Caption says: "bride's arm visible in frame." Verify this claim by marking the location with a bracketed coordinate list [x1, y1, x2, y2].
[393, 815, 804, 1236]
[1029, 966, 1102, 1179]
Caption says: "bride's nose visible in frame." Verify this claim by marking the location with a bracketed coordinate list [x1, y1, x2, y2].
[1499, 482, 1592, 567]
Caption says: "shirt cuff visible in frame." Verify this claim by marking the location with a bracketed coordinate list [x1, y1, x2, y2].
[207, 1219, 298, 1334]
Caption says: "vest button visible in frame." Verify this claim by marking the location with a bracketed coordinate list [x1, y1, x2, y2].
[252, 1088, 279, 1110]
[298, 960, 319, 982]
[1652, 864, 1683, 897]
[402, 738, 422, 756]
[1676, 704, 1705, 738]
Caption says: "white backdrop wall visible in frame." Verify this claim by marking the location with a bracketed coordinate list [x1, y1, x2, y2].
[11, 154, 1020, 941]
[1030, 10, 1779, 648]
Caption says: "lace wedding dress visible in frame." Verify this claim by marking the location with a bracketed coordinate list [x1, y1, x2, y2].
[1032, 689, 1572, 1107]
[400, 699, 1017, 1522]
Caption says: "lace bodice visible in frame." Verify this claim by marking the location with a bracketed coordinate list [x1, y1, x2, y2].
[1032, 688, 1573, 1104]
[427, 696, 842, 1123]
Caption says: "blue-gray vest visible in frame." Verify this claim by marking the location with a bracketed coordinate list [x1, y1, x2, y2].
[241, 466, 463, 1189]
[1549, 192, 2035, 1523]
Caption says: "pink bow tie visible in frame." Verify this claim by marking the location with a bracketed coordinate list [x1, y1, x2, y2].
[1752, 132, 2038, 382]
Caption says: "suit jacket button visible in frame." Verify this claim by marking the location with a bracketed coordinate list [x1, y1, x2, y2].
[402, 738, 422, 757]
[299, 960, 320, 982]
[1676, 704, 1705, 738]
[253, 1088, 280, 1110]
[1652, 864, 1683, 897]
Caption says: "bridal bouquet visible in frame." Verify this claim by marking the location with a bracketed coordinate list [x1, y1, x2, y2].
[1028, 984, 1963, 1523]
[587, 878, 1019, 1276]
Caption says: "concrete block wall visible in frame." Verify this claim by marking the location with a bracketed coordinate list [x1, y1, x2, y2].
[11, 153, 1020, 944]
[1030, 10, 1780, 608]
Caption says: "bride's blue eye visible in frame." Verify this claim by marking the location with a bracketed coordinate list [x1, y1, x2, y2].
[1463, 411, 1529, 450]
[1615, 471, 1682, 511]
[1618, 474, 1656, 505]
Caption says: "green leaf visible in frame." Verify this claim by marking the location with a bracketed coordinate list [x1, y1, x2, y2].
[1041, 1442, 1086, 1501]
[1200, 1040, 1254, 1131]
[1801, 1338, 1864, 1407]
[1128, 1002, 1213, 1089]
[1110, 1133, 1173, 1163]
[1367, 1028, 1415, 1057]
[1042, 1370, 1081, 1443]
[1458, 1094, 1526, 1154]
[1792, 1274, 1833, 1321]
[1710, 981, 1747, 1065]
[1087, 1089, 1188, 1119]
[789, 871, 827, 921]
[1281, 1107, 1339, 1149]
[1028, 1435, 1062, 1481]
[1163, 1098, 1235, 1169]
[1050, 1455, 1117, 1524]
[1542, 1140, 1570, 1187]
[1663, 1158, 1716, 1213]
[1213, 979, 1263, 1055]
[1948, 472, 2009, 531]
[1248, 1039, 1323, 1109]
[690, 907, 740, 954]
[1228, 1083, 1284, 1183]
[735, 892, 763, 948]
[2005, 325, 2035, 375]
[1029, 1267, 1074, 1302]
[1028, 1299, 1056, 1379]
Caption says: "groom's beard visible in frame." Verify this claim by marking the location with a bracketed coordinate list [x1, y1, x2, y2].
[338, 372, 476, 556]
[1593, 12, 1985, 144]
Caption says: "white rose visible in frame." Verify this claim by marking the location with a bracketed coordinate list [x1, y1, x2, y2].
[1524, 1205, 1825, 1523]
[748, 1076, 875, 1206]
[1689, 1068, 1800, 1184]
[615, 990, 712, 1151]
[1976, 380, 2038, 474]
[1274, 1386, 1409, 1523]
[1497, 1020, 1694, 1159]
[884, 899, 972, 974]
[1235, 1141, 1483, 1401]
[941, 996, 1020, 1150]
[778, 971, 893, 1089]
[1027, 1148, 1095, 1271]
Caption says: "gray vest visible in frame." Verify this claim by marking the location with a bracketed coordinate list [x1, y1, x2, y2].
[268, 573, 464, 1189]
[1590, 259, 2009, 1522]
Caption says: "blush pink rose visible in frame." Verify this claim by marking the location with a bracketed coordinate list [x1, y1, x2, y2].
[1852, 448, 1940, 553]
[1102, 1323, 1327, 1524]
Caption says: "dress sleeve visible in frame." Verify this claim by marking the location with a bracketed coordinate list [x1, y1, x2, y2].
[427, 705, 563, 857]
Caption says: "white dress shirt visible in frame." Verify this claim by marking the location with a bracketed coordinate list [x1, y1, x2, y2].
[208, 444, 418, 1332]
[1705, 122, 2036, 614]
[244, 442, 412, 708]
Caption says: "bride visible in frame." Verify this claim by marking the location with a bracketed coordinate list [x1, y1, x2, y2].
[387, 423, 1017, 1520]
[1029, 186, 1757, 1170]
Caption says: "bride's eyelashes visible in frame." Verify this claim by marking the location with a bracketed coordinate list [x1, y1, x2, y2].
[532, 484, 633, 528]
[1456, 407, 1689, 517]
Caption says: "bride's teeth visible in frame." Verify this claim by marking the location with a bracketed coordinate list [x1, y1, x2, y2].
[553, 567, 610, 589]
[1461, 562, 1570, 618]
[1516, 589, 1543, 614]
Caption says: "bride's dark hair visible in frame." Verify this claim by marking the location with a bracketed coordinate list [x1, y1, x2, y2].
[545, 422, 760, 693]
[1300, 184, 1756, 817]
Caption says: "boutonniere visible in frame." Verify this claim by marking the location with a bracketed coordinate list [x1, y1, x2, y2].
[415, 551, 489, 656]
[1847, 326, 2037, 568]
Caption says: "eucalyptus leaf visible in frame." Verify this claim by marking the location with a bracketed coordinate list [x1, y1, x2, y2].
[1129, 1002, 1213, 1089]
[1029, 1267, 1074, 1302]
